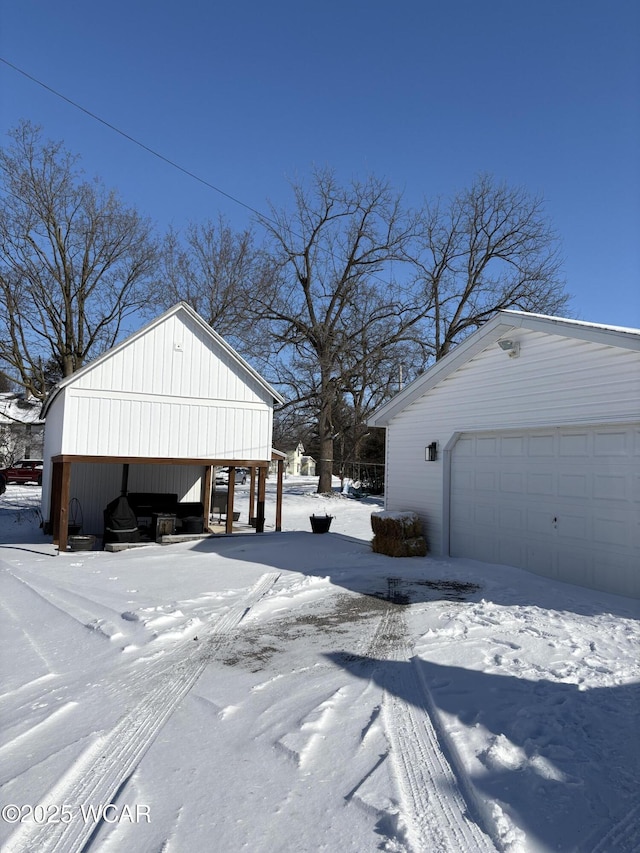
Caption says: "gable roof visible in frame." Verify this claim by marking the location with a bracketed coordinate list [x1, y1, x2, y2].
[42, 302, 284, 417]
[368, 310, 640, 428]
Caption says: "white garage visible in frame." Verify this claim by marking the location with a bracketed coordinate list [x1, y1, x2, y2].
[368, 311, 640, 599]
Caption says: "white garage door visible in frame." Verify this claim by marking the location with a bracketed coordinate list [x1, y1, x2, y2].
[450, 424, 640, 598]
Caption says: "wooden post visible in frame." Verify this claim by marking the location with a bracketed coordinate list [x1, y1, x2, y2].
[275, 458, 284, 532]
[226, 467, 236, 534]
[203, 465, 212, 532]
[57, 460, 72, 554]
[50, 460, 63, 543]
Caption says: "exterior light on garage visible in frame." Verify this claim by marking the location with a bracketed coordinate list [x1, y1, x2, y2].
[497, 339, 520, 358]
[426, 442, 438, 462]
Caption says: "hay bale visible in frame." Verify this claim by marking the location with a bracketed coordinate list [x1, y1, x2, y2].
[372, 534, 428, 557]
[371, 510, 422, 540]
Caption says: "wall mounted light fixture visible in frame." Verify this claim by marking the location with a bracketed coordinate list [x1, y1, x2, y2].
[426, 442, 438, 462]
[497, 339, 520, 358]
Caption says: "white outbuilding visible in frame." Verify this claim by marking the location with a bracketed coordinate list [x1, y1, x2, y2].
[368, 311, 640, 599]
[41, 302, 285, 552]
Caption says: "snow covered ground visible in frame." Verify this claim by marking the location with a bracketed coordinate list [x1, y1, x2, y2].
[0, 477, 638, 853]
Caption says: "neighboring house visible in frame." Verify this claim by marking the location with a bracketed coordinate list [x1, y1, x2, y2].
[286, 443, 317, 476]
[41, 302, 285, 551]
[368, 311, 640, 599]
[0, 393, 45, 466]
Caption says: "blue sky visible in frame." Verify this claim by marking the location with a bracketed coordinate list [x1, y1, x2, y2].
[1, 0, 638, 327]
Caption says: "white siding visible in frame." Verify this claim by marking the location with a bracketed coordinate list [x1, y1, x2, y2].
[59, 392, 271, 459]
[71, 313, 268, 403]
[41, 390, 66, 518]
[385, 330, 640, 557]
[49, 311, 274, 460]
[40, 306, 278, 531]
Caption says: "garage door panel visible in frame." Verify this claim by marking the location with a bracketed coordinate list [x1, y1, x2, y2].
[451, 468, 474, 491]
[558, 472, 589, 498]
[527, 472, 554, 495]
[499, 506, 525, 529]
[593, 515, 628, 546]
[471, 535, 499, 563]
[594, 430, 629, 456]
[502, 436, 525, 455]
[557, 513, 588, 540]
[559, 433, 590, 456]
[528, 434, 555, 456]
[475, 470, 497, 491]
[593, 473, 627, 500]
[526, 544, 556, 575]
[498, 539, 525, 567]
[474, 504, 498, 525]
[556, 549, 593, 586]
[526, 509, 553, 535]
[477, 437, 498, 456]
[450, 424, 639, 598]
[500, 471, 524, 492]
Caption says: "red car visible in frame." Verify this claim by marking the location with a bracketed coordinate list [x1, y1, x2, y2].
[1, 459, 43, 485]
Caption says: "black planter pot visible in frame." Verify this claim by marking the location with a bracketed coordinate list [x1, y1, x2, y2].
[310, 515, 333, 534]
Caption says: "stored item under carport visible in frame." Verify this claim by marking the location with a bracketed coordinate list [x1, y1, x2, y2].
[153, 513, 177, 539]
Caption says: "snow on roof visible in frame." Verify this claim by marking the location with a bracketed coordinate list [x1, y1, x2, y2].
[499, 309, 640, 337]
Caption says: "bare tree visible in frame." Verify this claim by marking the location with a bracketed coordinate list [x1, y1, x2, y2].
[0, 121, 158, 398]
[152, 217, 272, 350]
[0, 371, 13, 392]
[414, 174, 568, 360]
[254, 168, 426, 493]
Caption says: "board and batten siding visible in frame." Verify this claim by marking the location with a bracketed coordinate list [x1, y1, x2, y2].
[52, 312, 275, 459]
[59, 392, 272, 459]
[70, 313, 268, 403]
[385, 329, 640, 556]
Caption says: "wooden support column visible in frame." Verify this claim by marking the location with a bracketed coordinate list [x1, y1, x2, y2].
[275, 459, 284, 532]
[225, 467, 236, 534]
[50, 460, 63, 542]
[203, 465, 212, 532]
[57, 460, 72, 554]
[256, 466, 266, 533]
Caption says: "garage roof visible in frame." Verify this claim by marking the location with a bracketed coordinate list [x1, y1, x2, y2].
[368, 311, 640, 428]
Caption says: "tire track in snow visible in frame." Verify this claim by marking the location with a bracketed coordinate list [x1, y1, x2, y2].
[587, 799, 640, 853]
[371, 606, 496, 852]
[4, 571, 280, 853]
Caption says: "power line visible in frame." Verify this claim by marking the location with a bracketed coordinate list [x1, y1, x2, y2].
[0, 56, 418, 298]
[0, 55, 273, 224]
